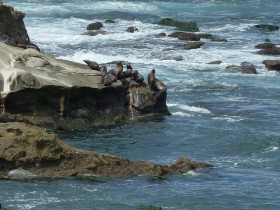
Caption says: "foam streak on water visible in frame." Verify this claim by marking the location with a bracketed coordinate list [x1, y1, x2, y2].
[2, 0, 280, 209]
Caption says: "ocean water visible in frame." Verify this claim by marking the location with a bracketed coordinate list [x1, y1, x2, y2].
[1, 0, 280, 209]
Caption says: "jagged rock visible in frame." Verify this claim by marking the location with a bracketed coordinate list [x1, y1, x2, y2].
[225, 62, 257, 74]
[0, 5, 29, 46]
[169, 32, 200, 41]
[255, 24, 279, 31]
[262, 60, 280, 71]
[158, 18, 199, 32]
[0, 122, 212, 178]
[126, 27, 139, 33]
[175, 41, 205, 50]
[86, 22, 103, 30]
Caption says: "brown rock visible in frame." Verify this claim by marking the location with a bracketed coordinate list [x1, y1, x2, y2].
[86, 22, 103, 30]
[0, 122, 212, 178]
[175, 41, 205, 50]
[168, 32, 200, 41]
[126, 27, 139, 33]
[263, 60, 280, 71]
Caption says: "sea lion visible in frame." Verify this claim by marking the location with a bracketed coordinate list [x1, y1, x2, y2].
[119, 64, 133, 79]
[83, 60, 100, 72]
[148, 69, 167, 93]
[132, 70, 144, 83]
[112, 61, 123, 79]
[103, 73, 117, 86]
[100, 65, 107, 83]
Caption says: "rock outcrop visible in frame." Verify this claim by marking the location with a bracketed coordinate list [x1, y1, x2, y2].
[0, 122, 212, 179]
[255, 42, 280, 56]
[0, 5, 169, 129]
[225, 62, 257, 74]
[0, 4, 29, 46]
[262, 60, 280, 71]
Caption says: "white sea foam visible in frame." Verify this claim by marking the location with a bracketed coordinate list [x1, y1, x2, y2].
[213, 115, 244, 122]
[177, 104, 212, 114]
[172, 112, 193, 117]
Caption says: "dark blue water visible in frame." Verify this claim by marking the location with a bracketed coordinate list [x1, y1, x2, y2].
[1, 0, 280, 209]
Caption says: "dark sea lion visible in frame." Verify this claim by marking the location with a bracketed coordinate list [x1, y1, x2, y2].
[119, 64, 133, 79]
[103, 73, 117, 86]
[112, 61, 123, 79]
[100, 65, 108, 83]
[132, 70, 144, 83]
[148, 69, 167, 93]
[83, 60, 100, 71]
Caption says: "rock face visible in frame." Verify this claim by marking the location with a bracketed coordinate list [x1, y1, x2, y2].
[0, 5, 29, 46]
[0, 122, 212, 178]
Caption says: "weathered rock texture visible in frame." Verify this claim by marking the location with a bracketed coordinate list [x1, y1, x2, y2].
[0, 122, 212, 179]
[0, 5, 28, 46]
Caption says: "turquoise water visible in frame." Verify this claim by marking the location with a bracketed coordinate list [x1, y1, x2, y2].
[1, 0, 280, 209]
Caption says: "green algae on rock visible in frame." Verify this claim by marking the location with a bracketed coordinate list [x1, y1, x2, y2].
[158, 18, 199, 32]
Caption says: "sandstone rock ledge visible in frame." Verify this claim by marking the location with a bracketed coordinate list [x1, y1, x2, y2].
[0, 122, 212, 179]
[0, 40, 169, 129]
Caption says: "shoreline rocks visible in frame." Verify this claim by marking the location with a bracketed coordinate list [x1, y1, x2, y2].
[0, 122, 212, 179]
[158, 18, 199, 32]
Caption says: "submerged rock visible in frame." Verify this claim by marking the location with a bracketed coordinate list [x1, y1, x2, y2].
[158, 18, 199, 32]
[254, 24, 279, 31]
[105, 19, 116, 24]
[86, 22, 103, 30]
[225, 62, 257, 74]
[0, 122, 212, 178]
[126, 27, 139, 33]
[175, 41, 205, 50]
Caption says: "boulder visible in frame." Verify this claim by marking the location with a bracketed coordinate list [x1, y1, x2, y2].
[86, 22, 103, 30]
[262, 60, 280, 71]
[0, 122, 212, 178]
[255, 24, 279, 31]
[0, 5, 29, 46]
[158, 18, 199, 32]
[169, 32, 200, 41]
[126, 27, 139, 33]
[255, 42, 280, 55]
[225, 62, 257, 74]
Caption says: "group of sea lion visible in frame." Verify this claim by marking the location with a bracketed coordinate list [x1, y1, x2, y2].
[84, 60, 167, 94]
